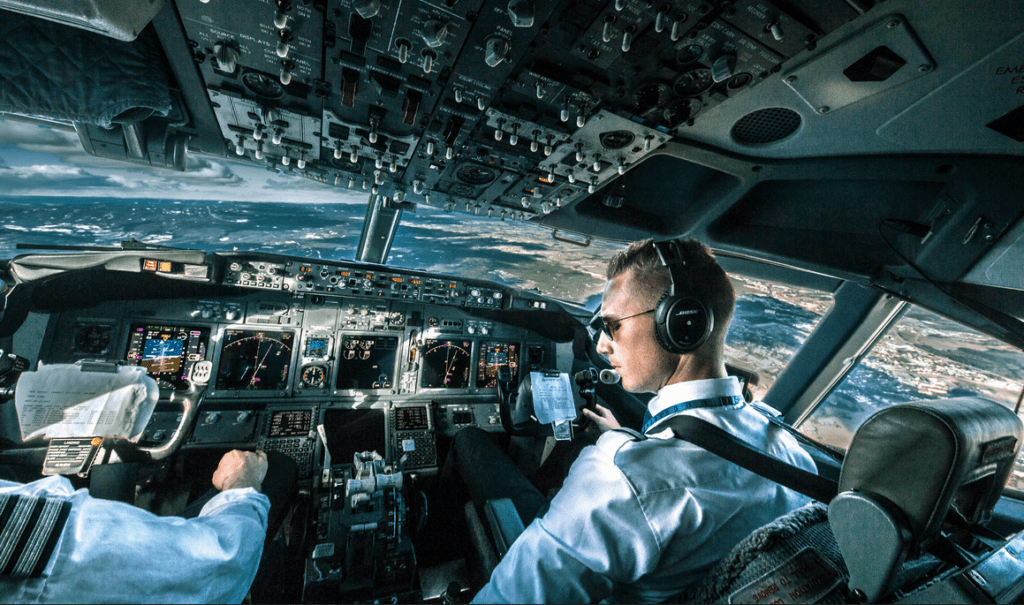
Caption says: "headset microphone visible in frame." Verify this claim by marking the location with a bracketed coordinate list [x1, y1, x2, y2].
[598, 369, 620, 384]
[651, 239, 713, 354]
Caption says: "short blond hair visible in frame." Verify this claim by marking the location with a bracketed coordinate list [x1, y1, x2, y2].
[607, 239, 735, 343]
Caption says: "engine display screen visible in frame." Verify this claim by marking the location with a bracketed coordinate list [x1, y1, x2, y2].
[268, 409, 312, 438]
[421, 339, 473, 389]
[476, 342, 521, 389]
[215, 330, 294, 391]
[336, 335, 399, 390]
[125, 324, 210, 390]
[323, 408, 386, 464]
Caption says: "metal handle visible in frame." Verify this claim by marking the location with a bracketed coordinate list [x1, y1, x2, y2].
[551, 230, 591, 247]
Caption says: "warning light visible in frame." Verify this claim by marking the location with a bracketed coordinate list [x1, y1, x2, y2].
[143, 259, 158, 271]
[157, 261, 173, 273]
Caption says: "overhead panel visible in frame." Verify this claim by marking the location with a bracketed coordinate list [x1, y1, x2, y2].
[159, 0, 843, 227]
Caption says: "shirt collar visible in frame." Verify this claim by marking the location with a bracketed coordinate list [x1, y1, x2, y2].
[647, 376, 743, 419]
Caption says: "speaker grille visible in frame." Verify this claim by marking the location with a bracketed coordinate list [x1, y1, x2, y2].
[732, 108, 801, 145]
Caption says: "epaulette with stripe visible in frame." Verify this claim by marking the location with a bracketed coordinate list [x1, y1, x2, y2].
[0, 493, 72, 578]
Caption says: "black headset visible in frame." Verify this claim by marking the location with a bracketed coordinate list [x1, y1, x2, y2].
[652, 239, 714, 354]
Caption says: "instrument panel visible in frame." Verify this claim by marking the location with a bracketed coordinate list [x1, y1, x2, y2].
[41, 275, 555, 478]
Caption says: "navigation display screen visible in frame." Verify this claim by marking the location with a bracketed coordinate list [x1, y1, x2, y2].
[215, 330, 294, 391]
[125, 324, 210, 390]
[336, 335, 399, 390]
[268, 409, 312, 438]
[421, 339, 473, 389]
[323, 408, 386, 464]
[476, 341, 521, 389]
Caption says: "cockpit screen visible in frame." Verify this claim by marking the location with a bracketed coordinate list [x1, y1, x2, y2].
[476, 342, 520, 389]
[215, 330, 294, 391]
[125, 324, 210, 390]
[323, 408, 387, 464]
[336, 335, 398, 390]
[268, 410, 312, 438]
[421, 339, 473, 389]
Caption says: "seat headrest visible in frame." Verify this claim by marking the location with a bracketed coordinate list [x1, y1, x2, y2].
[839, 397, 1022, 549]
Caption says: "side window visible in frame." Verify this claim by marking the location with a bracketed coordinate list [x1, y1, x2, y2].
[796, 305, 1024, 493]
[725, 276, 834, 400]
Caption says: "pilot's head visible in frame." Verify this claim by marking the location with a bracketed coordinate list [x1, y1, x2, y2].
[596, 239, 735, 393]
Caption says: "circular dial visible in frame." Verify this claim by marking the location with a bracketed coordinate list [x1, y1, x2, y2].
[421, 340, 472, 389]
[74, 325, 112, 355]
[242, 71, 285, 99]
[301, 364, 327, 388]
[674, 67, 713, 97]
[427, 317, 440, 328]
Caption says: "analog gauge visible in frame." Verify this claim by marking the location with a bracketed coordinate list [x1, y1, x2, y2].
[242, 71, 285, 99]
[673, 67, 713, 97]
[421, 339, 473, 389]
[632, 82, 671, 113]
[427, 317, 440, 328]
[215, 330, 294, 391]
[389, 312, 405, 325]
[598, 130, 635, 150]
[455, 163, 499, 185]
[74, 325, 112, 355]
[301, 364, 327, 388]
[662, 98, 702, 127]
[676, 44, 703, 65]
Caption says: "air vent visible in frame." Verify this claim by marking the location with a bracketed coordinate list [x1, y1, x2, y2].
[732, 108, 802, 145]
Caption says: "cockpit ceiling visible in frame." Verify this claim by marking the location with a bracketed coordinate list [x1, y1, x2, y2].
[1, 1, 1023, 308]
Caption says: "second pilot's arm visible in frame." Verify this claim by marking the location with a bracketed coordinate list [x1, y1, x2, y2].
[0, 450, 269, 604]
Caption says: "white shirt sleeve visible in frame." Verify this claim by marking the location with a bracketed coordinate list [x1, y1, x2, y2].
[0, 476, 270, 604]
[472, 443, 662, 604]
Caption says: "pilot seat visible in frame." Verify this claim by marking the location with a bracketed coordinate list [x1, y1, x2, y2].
[679, 397, 1024, 604]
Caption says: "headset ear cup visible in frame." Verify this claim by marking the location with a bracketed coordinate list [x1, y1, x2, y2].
[653, 292, 713, 354]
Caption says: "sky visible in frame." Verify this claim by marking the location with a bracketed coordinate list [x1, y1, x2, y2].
[0, 116, 622, 303]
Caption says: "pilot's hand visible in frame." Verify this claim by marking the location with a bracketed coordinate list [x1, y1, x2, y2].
[582, 404, 620, 433]
[213, 450, 268, 492]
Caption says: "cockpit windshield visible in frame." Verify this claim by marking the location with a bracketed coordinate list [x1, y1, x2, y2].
[0, 116, 624, 304]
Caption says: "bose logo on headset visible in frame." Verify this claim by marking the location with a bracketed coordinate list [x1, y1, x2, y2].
[652, 239, 713, 354]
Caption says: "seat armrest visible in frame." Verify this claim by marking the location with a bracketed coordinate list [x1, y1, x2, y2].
[484, 498, 525, 557]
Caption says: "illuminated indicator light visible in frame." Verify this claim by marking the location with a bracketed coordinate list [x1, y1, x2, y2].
[143, 260, 159, 271]
[301, 266, 312, 272]
[91, 437, 102, 447]
[365, 274, 375, 279]
[391, 277, 403, 282]
[411, 279, 422, 284]
[158, 261, 173, 273]
[339, 271, 350, 276]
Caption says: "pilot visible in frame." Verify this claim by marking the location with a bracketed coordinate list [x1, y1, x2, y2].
[452, 238, 816, 603]
[0, 450, 275, 603]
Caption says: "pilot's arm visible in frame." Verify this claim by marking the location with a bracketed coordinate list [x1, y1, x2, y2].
[472, 438, 660, 604]
[0, 450, 270, 604]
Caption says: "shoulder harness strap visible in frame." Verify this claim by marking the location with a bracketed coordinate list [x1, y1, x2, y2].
[659, 415, 839, 503]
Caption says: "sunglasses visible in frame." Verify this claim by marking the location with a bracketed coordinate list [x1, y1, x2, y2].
[590, 308, 655, 342]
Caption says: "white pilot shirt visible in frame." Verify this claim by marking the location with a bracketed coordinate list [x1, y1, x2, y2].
[473, 377, 816, 604]
[0, 475, 269, 603]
